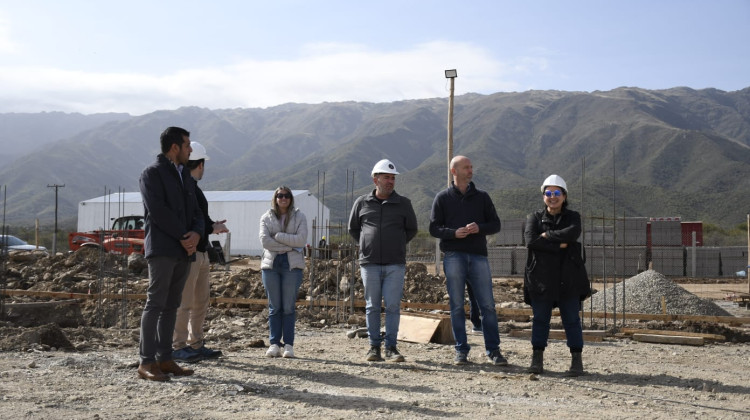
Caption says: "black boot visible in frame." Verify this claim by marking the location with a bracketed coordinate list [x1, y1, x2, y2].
[565, 351, 584, 377]
[527, 349, 544, 374]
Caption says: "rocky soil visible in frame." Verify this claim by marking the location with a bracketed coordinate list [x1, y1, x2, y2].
[1, 248, 749, 419]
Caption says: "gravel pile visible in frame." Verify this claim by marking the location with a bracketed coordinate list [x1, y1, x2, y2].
[584, 270, 732, 316]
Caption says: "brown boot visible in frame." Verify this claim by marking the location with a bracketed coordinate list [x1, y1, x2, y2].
[159, 359, 194, 376]
[137, 362, 170, 382]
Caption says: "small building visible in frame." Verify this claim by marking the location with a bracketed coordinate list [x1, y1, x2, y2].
[76, 190, 330, 256]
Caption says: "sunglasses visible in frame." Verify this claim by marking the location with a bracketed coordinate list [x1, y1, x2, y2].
[543, 190, 563, 198]
[276, 193, 292, 199]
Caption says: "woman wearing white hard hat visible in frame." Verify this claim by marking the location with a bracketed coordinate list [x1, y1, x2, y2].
[523, 174, 591, 376]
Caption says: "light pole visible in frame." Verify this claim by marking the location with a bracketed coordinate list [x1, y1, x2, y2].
[445, 69, 457, 187]
[47, 184, 64, 255]
[436, 69, 458, 275]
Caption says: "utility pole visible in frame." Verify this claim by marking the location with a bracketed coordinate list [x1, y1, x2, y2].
[47, 184, 65, 255]
[437, 69, 458, 276]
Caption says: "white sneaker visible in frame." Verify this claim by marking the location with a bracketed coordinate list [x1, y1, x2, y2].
[265, 344, 281, 357]
[282, 344, 295, 358]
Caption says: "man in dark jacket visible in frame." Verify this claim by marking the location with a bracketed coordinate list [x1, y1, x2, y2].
[348, 159, 418, 363]
[172, 141, 228, 363]
[429, 155, 507, 366]
[137, 127, 204, 382]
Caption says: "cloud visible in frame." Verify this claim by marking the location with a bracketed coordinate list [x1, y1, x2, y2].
[0, 41, 548, 115]
[0, 13, 18, 54]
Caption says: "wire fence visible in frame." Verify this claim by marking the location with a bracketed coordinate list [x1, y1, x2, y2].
[311, 216, 749, 282]
[317, 215, 750, 325]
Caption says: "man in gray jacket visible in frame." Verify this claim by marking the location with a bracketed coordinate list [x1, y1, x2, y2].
[348, 159, 418, 362]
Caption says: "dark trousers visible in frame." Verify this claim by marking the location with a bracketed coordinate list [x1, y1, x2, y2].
[139, 256, 190, 364]
[530, 296, 584, 351]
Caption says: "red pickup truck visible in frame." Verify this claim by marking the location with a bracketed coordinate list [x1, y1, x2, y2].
[68, 215, 145, 255]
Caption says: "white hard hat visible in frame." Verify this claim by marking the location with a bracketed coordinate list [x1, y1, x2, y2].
[541, 174, 567, 193]
[190, 141, 210, 161]
[371, 159, 399, 177]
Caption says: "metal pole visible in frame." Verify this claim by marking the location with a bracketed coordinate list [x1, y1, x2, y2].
[47, 184, 65, 255]
[589, 213, 594, 326]
[602, 213, 607, 331]
[1, 185, 5, 322]
[621, 212, 626, 327]
[580, 156, 587, 327]
[691, 231, 697, 278]
[350, 170, 356, 316]
[309, 218, 317, 310]
[322, 171, 327, 241]
[612, 149, 616, 329]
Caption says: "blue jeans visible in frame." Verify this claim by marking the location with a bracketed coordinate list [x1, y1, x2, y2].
[467, 283, 481, 329]
[360, 263, 406, 348]
[530, 296, 584, 351]
[444, 251, 500, 354]
[262, 254, 303, 346]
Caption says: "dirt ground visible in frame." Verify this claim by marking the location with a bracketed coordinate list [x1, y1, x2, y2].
[0, 322, 749, 419]
[1, 250, 749, 419]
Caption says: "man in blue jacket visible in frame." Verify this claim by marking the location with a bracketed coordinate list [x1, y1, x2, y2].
[137, 127, 204, 382]
[348, 159, 418, 363]
[429, 155, 507, 366]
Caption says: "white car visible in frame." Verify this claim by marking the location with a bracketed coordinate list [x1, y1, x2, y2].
[0, 235, 48, 253]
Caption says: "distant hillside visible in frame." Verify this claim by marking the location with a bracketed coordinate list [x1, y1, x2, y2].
[0, 111, 131, 165]
[1, 86, 749, 232]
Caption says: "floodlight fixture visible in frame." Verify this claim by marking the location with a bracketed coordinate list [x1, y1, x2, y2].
[444, 69, 457, 78]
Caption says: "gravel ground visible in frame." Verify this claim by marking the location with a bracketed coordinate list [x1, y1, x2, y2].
[0, 319, 749, 419]
[2, 256, 749, 419]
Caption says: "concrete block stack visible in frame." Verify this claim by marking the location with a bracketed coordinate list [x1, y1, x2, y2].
[685, 247, 721, 277]
[495, 219, 525, 246]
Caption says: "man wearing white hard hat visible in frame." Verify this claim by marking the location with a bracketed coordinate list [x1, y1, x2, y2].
[348, 159, 418, 363]
[172, 141, 229, 363]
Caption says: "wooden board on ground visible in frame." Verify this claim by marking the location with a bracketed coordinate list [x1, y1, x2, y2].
[508, 329, 604, 342]
[632, 333, 704, 346]
[620, 328, 725, 342]
[398, 313, 454, 344]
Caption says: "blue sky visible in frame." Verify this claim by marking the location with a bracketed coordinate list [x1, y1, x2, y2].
[0, 0, 748, 115]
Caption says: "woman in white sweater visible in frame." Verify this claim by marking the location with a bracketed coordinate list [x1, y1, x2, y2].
[259, 186, 308, 358]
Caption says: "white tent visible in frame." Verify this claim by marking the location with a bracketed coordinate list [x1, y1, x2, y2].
[76, 190, 330, 256]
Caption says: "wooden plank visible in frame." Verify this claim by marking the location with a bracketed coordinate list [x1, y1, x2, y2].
[508, 329, 603, 342]
[397, 315, 442, 344]
[1, 289, 148, 300]
[632, 333, 704, 346]
[398, 314, 454, 344]
[3, 299, 79, 309]
[576, 309, 750, 325]
[2, 289, 749, 325]
[619, 328, 725, 342]
[721, 289, 750, 296]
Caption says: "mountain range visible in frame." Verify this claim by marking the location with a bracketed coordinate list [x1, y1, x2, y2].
[1, 86, 749, 232]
